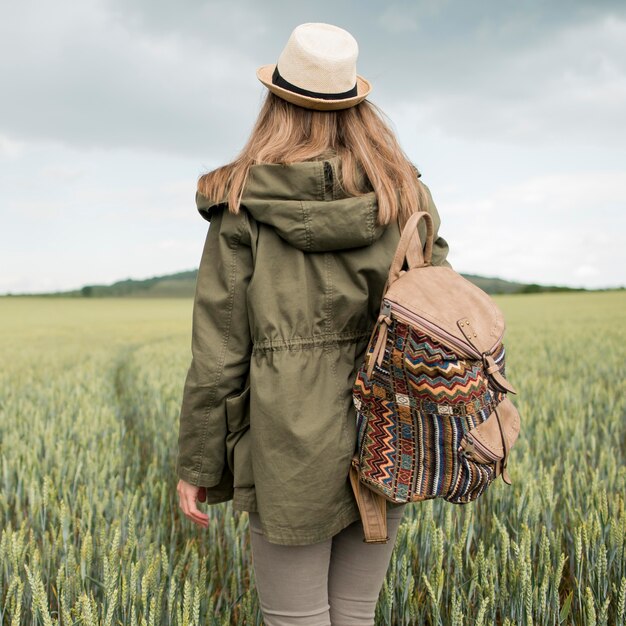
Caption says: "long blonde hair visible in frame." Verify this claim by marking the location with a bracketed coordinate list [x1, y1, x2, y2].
[198, 92, 426, 226]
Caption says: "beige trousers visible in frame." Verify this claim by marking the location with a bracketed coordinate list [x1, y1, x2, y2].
[248, 505, 407, 626]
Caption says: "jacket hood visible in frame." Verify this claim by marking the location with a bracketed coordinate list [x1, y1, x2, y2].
[196, 156, 388, 252]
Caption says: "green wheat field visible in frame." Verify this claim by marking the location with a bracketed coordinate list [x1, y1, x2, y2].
[0, 292, 624, 625]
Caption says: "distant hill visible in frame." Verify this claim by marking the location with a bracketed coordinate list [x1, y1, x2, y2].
[4, 269, 592, 298]
[18, 270, 199, 298]
[460, 274, 587, 295]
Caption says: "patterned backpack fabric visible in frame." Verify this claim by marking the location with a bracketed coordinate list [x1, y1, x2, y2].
[349, 212, 521, 543]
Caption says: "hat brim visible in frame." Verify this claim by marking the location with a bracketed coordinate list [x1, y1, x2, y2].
[256, 64, 371, 111]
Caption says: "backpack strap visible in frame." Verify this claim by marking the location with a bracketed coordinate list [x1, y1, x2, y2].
[349, 456, 390, 543]
[388, 211, 434, 286]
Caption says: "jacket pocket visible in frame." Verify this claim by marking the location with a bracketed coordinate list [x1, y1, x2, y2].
[225, 386, 250, 433]
[225, 386, 254, 489]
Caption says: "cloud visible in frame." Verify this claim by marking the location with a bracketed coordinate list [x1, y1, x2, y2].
[2, 0, 625, 158]
[444, 170, 626, 217]
[378, 5, 420, 33]
[157, 239, 189, 250]
[574, 265, 600, 278]
[41, 165, 84, 181]
[0, 135, 25, 158]
[377, 13, 626, 148]
[0, 140, 206, 294]
[439, 170, 626, 288]
[0, 0, 265, 160]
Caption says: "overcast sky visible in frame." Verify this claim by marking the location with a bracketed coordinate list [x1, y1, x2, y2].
[1, 0, 625, 293]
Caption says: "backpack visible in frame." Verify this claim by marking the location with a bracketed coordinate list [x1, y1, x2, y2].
[349, 211, 521, 543]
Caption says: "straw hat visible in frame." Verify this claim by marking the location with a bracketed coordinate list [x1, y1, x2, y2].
[257, 23, 371, 111]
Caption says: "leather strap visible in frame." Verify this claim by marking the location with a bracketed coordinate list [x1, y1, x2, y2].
[349, 456, 389, 543]
[366, 316, 391, 379]
[388, 212, 434, 286]
[494, 403, 512, 485]
[482, 354, 517, 394]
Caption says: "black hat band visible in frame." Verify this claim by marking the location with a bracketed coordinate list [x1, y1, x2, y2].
[272, 66, 358, 101]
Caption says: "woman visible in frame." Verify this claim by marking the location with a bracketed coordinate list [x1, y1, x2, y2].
[176, 23, 450, 626]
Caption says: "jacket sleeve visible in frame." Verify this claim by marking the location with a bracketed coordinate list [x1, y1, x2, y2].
[421, 182, 452, 269]
[176, 203, 253, 494]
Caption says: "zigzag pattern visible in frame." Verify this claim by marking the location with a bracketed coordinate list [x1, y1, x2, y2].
[353, 375, 371, 398]
[404, 330, 486, 403]
[404, 357, 466, 377]
[406, 370, 486, 403]
[405, 333, 464, 368]
[406, 336, 456, 360]
[360, 396, 396, 486]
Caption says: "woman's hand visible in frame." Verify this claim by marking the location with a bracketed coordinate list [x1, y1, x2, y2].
[177, 479, 209, 528]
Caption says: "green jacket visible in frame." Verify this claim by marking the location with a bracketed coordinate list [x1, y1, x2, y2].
[176, 156, 450, 545]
